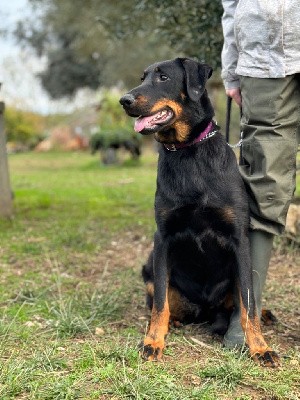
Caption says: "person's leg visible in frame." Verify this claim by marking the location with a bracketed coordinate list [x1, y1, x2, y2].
[224, 74, 300, 347]
[224, 230, 274, 347]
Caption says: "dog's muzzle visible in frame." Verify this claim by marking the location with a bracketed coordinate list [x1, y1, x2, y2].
[119, 94, 135, 108]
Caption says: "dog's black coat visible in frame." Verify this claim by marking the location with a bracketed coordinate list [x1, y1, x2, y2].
[120, 57, 252, 331]
[120, 58, 278, 366]
[142, 123, 249, 332]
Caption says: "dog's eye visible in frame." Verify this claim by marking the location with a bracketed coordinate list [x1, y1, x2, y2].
[140, 76, 145, 82]
[160, 74, 169, 81]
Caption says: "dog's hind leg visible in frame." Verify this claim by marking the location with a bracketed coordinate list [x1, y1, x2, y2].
[142, 251, 154, 310]
[210, 309, 231, 336]
[261, 309, 278, 326]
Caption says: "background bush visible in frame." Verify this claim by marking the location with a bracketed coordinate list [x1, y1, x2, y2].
[4, 107, 45, 147]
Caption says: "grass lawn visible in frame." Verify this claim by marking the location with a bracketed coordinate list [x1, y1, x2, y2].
[0, 150, 299, 399]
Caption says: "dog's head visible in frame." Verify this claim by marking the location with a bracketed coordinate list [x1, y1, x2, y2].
[120, 58, 214, 144]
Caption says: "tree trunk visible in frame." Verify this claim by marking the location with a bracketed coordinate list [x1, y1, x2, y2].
[0, 102, 13, 218]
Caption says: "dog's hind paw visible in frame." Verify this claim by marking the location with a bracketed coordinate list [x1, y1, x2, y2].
[261, 309, 278, 326]
[252, 350, 280, 368]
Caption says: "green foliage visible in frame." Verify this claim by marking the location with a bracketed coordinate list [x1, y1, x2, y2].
[15, 0, 223, 97]
[4, 106, 45, 146]
[133, 1, 223, 69]
[90, 130, 141, 152]
[90, 91, 141, 152]
[99, 91, 134, 131]
[39, 42, 103, 99]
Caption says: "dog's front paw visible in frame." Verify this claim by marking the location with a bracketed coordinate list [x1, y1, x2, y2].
[141, 338, 164, 361]
[252, 350, 280, 368]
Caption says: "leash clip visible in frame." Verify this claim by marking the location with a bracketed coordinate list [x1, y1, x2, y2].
[228, 131, 243, 149]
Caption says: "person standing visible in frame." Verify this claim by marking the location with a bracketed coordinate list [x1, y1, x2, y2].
[221, 0, 300, 347]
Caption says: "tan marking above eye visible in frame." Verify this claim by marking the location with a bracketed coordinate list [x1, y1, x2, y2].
[180, 92, 187, 100]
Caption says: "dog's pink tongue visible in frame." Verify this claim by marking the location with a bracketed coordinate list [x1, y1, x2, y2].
[134, 116, 153, 132]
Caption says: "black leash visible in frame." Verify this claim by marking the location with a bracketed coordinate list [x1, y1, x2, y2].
[225, 96, 232, 144]
[225, 96, 243, 164]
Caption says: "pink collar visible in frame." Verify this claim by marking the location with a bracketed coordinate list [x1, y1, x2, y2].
[164, 122, 217, 151]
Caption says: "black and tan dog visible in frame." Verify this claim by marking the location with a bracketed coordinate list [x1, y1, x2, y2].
[120, 58, 279, 367]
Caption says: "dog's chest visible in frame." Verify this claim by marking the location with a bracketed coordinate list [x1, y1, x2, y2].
[155, 202, 234, 239]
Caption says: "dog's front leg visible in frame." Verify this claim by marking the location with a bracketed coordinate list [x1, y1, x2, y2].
[236, 236, 279, 367]
[142, 233, 170, 361]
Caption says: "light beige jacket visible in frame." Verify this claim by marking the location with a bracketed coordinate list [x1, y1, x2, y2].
[221, 0, 300, 89]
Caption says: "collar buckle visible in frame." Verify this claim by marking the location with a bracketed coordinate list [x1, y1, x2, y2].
[164, 143, 177, 151]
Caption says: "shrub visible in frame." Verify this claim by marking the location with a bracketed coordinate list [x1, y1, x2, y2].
[90, 91, 142, 164]
[4, 107, 45, 147]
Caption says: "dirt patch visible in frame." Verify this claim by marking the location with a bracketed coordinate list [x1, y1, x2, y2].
[264, 251, 300, 352]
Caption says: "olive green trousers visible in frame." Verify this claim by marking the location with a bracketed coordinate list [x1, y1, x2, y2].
[239, 74, 300, 235]
[224, 75, 300, 347]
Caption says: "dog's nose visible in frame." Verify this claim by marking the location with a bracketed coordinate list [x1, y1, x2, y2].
[119, 93, 135, 107]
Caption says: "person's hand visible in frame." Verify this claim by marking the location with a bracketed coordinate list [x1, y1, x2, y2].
[226, 88, 242, 107]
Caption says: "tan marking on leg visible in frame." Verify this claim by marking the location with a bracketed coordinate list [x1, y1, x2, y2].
[147, 283, 195, 323]
[143, 300, 170, 361]
[239, 292, 279, 367]
[168, 286, 186, 321]
[224, 292, 234, 310]
[168, 286, 200, 322]
[146, 282, 154, 298]
[240, 302, 268, 354]
[145, 283, 186, 328]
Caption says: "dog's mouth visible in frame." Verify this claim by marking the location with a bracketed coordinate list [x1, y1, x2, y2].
[134, 108, 174, 133]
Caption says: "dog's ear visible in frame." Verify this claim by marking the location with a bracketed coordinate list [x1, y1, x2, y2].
[177, 58, 213, 102]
